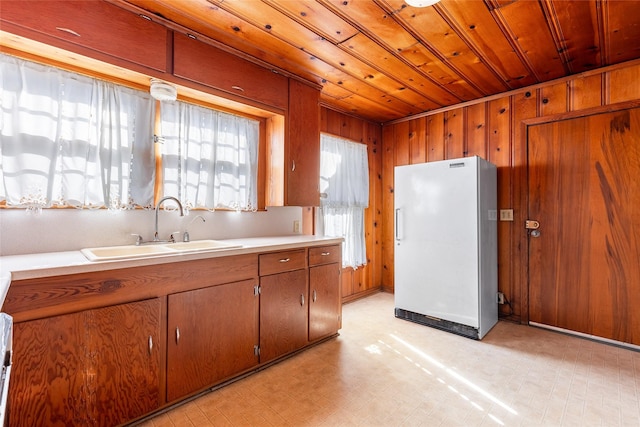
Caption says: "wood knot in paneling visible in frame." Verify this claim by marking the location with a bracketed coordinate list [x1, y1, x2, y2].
[610, 111, 630, 134]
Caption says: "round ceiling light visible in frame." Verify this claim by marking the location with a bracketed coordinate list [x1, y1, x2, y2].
[405, 0, 440, 7]
[149, 78, 177, 102]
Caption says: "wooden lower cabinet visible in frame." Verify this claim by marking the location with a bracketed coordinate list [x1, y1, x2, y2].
[309, 263, 341, 341]
[6, 244, 342, 425]
[166, 279, 259, 402]
[9, 298, 161, 427]
[259, 269, 309, 362]
[309, 245, 342, 341]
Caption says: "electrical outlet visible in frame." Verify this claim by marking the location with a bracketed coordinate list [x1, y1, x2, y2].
[497, 292, 505, 305]
[293, 220, 300, 233]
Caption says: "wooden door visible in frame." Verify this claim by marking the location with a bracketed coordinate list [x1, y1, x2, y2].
[309, 263, 341, 341]
[167, 279, 259, 402]
[259, 269, 308, 362]
[528, 108, 640, 345]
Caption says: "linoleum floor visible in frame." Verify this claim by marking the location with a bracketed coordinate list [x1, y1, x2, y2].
[139, 291, 640, 426]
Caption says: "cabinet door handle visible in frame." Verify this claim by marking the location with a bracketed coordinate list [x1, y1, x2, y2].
[313, 289, 317, 302]
[176, 327, 180, 344]
[291, 160, 296, 172]
[148, 336, 153, 355]
[321, 252, 330, 256]
[300, 294, 305, 306]
[279, 258, 290, 263]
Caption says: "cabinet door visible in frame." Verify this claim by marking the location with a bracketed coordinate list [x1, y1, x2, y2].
[10, 311, 88, 426]
[309, 263, 341, 341]
[259, 269, 308, 362]
[286, 79, 320, 206]
[174, 33, 288, 110]
[0, 0, 169, 72]
[90, 299, 162, 426]
[9, 299, 162, 427]
[167, 279, 259, 402]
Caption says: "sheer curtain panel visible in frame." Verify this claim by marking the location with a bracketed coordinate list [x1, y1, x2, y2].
[319, 134, 369, 268]
[0, 54, 155, 211]
[160, 101, 259, 211]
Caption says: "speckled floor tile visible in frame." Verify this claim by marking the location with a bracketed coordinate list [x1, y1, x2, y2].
[138, 292, 640, 427]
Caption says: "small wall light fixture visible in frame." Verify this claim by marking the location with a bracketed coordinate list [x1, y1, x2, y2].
[150, 78, 177, 102]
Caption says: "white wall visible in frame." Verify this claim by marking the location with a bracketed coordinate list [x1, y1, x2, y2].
[0, 206, 302, 256]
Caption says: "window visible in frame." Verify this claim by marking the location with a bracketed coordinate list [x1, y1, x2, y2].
[0, 54, 260, 213]
[0, 54, 155, 211]
[318, 133, 369, 268]
[160, 101, 259, 212]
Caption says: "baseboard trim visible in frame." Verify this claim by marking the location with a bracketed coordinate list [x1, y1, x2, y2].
[342, 286, 383, 304]
[529, 322, 640, 352]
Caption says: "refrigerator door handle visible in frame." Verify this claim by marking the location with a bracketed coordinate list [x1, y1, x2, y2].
[395, 208, 403, 241]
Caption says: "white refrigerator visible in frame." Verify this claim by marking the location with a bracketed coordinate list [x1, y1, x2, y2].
[394, 156, 498, 340]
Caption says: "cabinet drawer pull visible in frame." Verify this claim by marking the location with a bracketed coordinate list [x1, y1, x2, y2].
[313, 289, 317, 302]
[321, 252, 330, 256]
[291, 160, 296, 172]
[279, 258, 290, 263]
[300, 294, 305, 306]
[148, 336, 153, 355]
[176, 327, 180, 344]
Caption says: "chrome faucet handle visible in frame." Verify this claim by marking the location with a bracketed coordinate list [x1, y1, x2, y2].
[131, 234, 144, 246]
[169, 231, 181, 243]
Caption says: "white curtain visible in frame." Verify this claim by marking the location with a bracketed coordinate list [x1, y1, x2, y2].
[318, 134, 369, 268]
[0, 54, 155, 211]
[160, 101, 259, 211]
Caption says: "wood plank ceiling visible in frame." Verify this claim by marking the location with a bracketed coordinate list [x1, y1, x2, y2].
[113, 0, 640, 123]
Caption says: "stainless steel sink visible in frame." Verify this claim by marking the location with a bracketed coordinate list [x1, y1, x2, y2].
[82, 240, 241, 261]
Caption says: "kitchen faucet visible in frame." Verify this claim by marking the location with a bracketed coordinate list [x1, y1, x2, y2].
[154, 196, 184, 242]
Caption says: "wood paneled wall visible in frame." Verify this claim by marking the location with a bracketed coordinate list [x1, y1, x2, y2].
[320, 108, 383, 302]
[381, 59, 640, 322]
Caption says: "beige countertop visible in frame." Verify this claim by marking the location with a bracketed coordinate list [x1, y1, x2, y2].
[0, 235, 343, 309]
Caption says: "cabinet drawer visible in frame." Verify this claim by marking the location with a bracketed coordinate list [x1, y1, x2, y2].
[309, 245, 341, 266]
[259, 249, 306, 276]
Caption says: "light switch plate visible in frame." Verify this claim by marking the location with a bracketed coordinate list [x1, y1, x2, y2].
[500, 209, 514, 221]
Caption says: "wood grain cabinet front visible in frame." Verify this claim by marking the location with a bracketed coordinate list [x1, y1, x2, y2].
[0, 0, 169, 73]
[173, 32, 288, 110]
[258, 249, 309, 362]
[259, 268, 309, 362]
[166, 279, 260, 402]
[308, 245, 342, 341]
[9, 298, 162, 427]
[286, 79, 321, 207]
[4, 244, 340, 425]
[258, 249, 307, 276]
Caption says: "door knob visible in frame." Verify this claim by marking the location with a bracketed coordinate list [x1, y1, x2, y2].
[526, 219, 540, 237]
